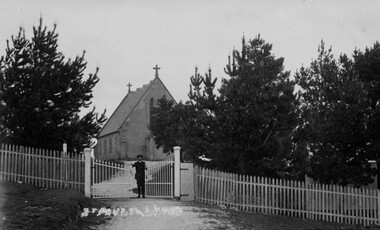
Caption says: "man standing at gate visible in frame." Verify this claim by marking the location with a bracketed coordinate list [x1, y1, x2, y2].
[132, 155, 147, 198]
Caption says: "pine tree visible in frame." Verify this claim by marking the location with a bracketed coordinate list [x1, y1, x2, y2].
[214, 35, 299, 177]
[149, 67, 218, 164]
[353, 42, 380, 185]
[0, 18, 106, 152]
[295, 41, 375, 186]
[187, 66, 219, 163]
[150, 35, 300, 177]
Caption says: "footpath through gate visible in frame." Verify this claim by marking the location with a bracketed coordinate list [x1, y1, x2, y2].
[91, 158, 174, 198]
[84, 147, 181, 199]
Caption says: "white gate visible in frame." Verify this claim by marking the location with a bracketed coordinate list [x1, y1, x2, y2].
[145, 159, 174, 197]
[91, 159, 134, 198]
[90, 158, 174, 199]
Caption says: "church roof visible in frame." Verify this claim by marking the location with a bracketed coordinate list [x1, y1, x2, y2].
[98, 76, 175, 138]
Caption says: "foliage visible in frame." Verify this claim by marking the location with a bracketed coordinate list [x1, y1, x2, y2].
[149, 98, 183, 154]
[353, 42, 380, 164]
[0, 18, 106, 152]
[150, 36, 379, 185]
[150, 35, 300, 178]
[214, 35, 299, 178]
[149, 68, 215, 164]
[295, 41, 376, 186]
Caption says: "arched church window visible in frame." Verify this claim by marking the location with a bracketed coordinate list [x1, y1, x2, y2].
[103, 139, 107, 155]
[149, 98, 155, 123]
[109, 137, 112, 153]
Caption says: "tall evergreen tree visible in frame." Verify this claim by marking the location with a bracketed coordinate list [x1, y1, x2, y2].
[353, 42, 380, 164]
[295, 41, 375, 186]
[186, 67, 219, 163]
[150, 67, 218, 164]
[0, 18, 106, 152]
[214, 35, 299, 177]
[353, 42, 380, 185]
[150, 35, 300, 178]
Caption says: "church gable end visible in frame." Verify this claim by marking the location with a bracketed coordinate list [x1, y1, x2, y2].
[119, 77, 174, 159]
[95, 67, 175, 161]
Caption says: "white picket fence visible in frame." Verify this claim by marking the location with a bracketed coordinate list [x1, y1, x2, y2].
[2, 142, 379, 226]
[0, 143, 84, 191]
[194, 166, 380, 226]
[0, 143, 175, 198]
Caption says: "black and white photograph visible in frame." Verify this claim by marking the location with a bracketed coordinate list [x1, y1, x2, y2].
[0, 0, 380, 229]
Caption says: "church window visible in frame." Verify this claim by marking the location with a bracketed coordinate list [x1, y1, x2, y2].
[109, 138, 112, 153]
[104, 139, 107, 155]
[95, 142, 98, 155]
[149, 98, 155, 123]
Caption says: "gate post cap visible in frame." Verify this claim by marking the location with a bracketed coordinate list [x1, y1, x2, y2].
[173, 146, 181, 151]
[84, 148, 92, 154]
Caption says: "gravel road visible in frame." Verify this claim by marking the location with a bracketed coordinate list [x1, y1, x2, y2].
[91, 198, 238, 230]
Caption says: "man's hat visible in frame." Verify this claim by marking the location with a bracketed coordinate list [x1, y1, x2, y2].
[136, 154, 144, 158]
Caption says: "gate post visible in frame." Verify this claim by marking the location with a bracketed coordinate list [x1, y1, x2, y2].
[174, 146, 181, 199]
[84, 148, 92, 198]
[63, 143, 68, 188]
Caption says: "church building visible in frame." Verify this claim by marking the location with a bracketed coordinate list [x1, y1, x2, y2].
[94, 65, 175, 160]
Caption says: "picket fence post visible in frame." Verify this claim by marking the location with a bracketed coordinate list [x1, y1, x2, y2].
[174, 146, 181, 199]
[194, 165, 198, 201]
[378, 189, 380, 225]
[84, 148, 92, 198]
[62, 143, 68, 188]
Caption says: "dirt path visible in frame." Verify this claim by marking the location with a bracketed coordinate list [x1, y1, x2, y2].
[0, 181, 373, 230]
[89, 198, 239, 230]
[83, 198, 377, 230]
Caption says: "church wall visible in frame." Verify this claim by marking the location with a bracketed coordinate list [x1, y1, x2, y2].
[95, 78, 175, 161]
[94, 132, 120, 160]
[121, 80, 175, 160]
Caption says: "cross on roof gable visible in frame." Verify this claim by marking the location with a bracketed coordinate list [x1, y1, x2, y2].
[153, 64, 160, 78]
[127, 82, 132, 92]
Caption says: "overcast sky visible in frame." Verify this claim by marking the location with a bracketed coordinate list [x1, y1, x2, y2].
[1, 0, 379, 117]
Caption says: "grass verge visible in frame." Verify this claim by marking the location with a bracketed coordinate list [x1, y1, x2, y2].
[0, 181, 110, 230]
